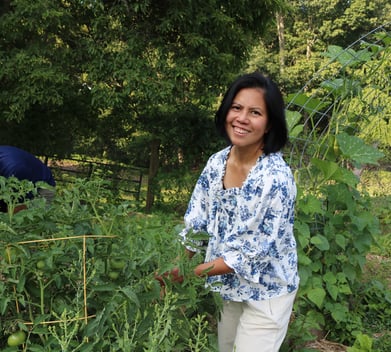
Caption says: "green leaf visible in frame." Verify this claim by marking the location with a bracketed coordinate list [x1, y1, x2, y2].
[324, 45, 369, 67]
[320, 78, 345, 93]
[335, 234, 347, 249]
[347, 333, 373, 351]
[326, 283, 339, 301]
[324, 45, 344, 60]
[351, 211, 377, 232]
[333, 167, 359, 187]
[329, 302, 349, 322]
[311, 158, 339, 181]
[298, 194, 324, 215]
[298, 253, 312, 266]
[307, 287, 326, 309]
[343, 264, 358, 283]
[119, 286, 140, 307]
[310, 234, 330, 251]
[336, 133, 384, 167]
[0, 222, 17, 235]
[338, 284, 352, 295]
[298, 266, 311, 286]
[290, 125, 304, 138]
[286, 93, 328, 116]
[286, 110, 304, 137]
[295, 220, 310, 247]
[323, 272, 336, 284]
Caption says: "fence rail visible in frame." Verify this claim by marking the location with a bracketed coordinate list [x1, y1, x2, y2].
[42, 156, 145, 201]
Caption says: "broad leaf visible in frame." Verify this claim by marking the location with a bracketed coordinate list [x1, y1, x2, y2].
[307, 287, 326, 309]
[286, 93, 328, 116]
[311, 158, 339, 181]
[298, 193, 324, 215]
[310, 234, 330, 251]
[337, 133, 384, 167]
[335, 234, 347, 249]
[329, 302, 349, 322]
[286, 110, 304, 137]
[326, 283, 339, 301]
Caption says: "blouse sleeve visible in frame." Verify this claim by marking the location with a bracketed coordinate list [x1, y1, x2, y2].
[178, 161, 213, 252]
[222, 166, 297, 284]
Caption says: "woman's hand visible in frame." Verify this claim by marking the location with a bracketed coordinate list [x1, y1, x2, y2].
[154, 267, 184, 286]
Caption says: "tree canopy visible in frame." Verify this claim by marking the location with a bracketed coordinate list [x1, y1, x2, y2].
[1, 0, 389, 166]
[247, 0, 390, 93]
[0, 0, 285, 158]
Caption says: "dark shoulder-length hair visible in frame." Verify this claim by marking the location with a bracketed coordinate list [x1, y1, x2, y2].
[214, 71, 288, 155]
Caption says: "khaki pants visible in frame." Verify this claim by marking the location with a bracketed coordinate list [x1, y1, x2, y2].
[218, 291, 296, 352]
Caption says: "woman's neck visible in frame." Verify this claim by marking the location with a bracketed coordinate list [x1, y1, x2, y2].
[223, 145, 263, 189]
[230, 145, 263, 167]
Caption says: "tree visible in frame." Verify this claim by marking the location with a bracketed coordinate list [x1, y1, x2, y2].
[0, 0, 98, 156]
[246, 0, 391, 93]
[0, 0, 286, 159]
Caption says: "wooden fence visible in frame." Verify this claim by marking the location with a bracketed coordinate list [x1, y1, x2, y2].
[42, 156, 145, 201]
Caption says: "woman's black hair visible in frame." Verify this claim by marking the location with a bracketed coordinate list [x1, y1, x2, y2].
[215, 71, 288, 155]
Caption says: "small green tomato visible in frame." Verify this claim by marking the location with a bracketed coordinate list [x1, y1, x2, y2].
[110, 258, 126, 270]
[108, 271, 120, 280]
[36, 260, 46, 270]
[7, 330, 26, 347]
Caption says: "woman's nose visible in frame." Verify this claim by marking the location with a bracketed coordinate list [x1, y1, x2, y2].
[236, 109, 248, 122]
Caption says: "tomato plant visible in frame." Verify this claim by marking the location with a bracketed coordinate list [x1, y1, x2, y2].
[0, 178, 218, 351]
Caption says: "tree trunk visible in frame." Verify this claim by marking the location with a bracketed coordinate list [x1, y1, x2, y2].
[276, 12, 285, 74]
[145, 138, 160, 212]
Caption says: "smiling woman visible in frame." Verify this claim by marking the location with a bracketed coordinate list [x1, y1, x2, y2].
[170, 72, 298, 352]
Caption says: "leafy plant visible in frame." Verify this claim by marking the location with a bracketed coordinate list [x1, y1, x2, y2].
[0, 178, 218, 351]
[284, 37, 390, 349]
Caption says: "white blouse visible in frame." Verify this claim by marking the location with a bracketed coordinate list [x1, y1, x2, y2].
[180, 146, 299, 301]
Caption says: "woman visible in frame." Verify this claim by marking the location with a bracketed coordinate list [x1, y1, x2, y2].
[176, 72, 299, 352]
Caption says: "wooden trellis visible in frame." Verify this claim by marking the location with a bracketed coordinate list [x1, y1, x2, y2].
[8, 234, 117, 327]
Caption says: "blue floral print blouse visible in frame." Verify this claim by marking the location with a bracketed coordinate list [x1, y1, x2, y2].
[179, 146, 299, 301]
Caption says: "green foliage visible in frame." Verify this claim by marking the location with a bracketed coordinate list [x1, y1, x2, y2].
[0, 0, 283, 158]
[347, 333, 374, 352]
[283, 37, 390, 349]
[246, 0, 390, 93]
[0, 178, 219, 351]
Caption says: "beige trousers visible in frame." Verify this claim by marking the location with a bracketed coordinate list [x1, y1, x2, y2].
[218, 291, 296, 352]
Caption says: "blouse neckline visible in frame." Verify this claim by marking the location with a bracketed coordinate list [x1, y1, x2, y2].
[221, 145, 265, 191]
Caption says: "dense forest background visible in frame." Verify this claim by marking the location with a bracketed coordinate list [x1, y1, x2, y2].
[1, 0, 389, 170]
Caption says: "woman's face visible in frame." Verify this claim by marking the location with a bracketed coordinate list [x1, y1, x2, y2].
[225, 87, 269, 150]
